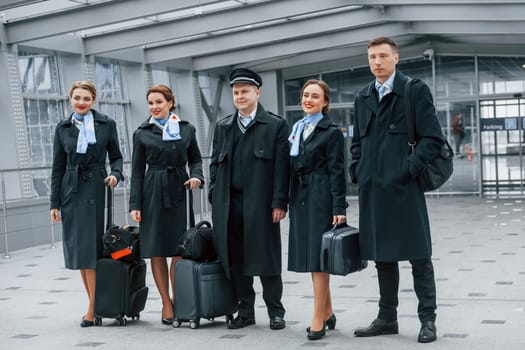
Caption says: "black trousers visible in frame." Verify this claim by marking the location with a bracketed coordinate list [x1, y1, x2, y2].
[227, 192, 285, 319]
[375, 259, 437, 322]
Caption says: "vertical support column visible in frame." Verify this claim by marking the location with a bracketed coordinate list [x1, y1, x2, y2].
[5, 45, 33, 197]
[81, 38, 95, 82]
[142, 49, 153, 91]
[192, 71, 208, 157]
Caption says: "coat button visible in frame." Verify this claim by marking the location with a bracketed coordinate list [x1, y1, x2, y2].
[300, 201, 305, 205]
[172, 145, 176, 149]
[389, 124, 395, 130]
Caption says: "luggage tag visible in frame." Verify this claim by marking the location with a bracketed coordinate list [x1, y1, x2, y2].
[111, 247, 133, 260]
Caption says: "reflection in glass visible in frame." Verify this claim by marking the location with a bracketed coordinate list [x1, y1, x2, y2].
[435, 56, 475, 97]
[18, 53, 60, 94]
[24, 99, 63, 166]
[323, 71, 353, 103]
[479, 57, 525, 95]
[95, 61, 123, 99]
[98, 103, 130, 161]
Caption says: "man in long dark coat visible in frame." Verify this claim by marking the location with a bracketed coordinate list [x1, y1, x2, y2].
[209, 68, 289, 330]
[350, 36, 444, 343]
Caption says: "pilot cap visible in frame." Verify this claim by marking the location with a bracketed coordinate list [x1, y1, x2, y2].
[229, 68, 263, 88]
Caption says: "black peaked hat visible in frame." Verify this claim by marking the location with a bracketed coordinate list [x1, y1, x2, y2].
[229, 68, 263, 87]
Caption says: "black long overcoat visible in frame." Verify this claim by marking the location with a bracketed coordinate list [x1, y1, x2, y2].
[288, 115, 347, 272]
[350, 72, 444, 262]
[209, 104, 290, 278]
[50, 109, 124, 269]
[129, 119, 204, 258]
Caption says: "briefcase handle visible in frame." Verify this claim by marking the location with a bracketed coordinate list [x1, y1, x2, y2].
[330, 222, 349, 231]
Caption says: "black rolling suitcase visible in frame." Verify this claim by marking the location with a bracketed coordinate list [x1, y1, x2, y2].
[320, 224, 367, 276]
[173, 259, 237, 329]
[172, 189, 236, 329]
[94, 258, 149, 326]
[94, 185, 149, 326]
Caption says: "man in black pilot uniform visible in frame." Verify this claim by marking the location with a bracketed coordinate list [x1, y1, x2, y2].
[209, 68, 290, 330]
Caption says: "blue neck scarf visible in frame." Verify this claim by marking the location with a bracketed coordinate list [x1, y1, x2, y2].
[288, 112, 323, 157]
[74, 112, 96, 154]
[161, 113, 181, 141]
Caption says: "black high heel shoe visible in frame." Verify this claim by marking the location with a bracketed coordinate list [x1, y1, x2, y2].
[307, 322, 326, 341]
[162, 317, 174, 326]
[306, 314, 336, 332]
[326, 314, 336, 330]
[162, 302, 174, 325]
[80, 316, 95, 328]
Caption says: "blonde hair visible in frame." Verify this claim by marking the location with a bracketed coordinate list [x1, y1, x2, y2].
[69, 80, 97, 100]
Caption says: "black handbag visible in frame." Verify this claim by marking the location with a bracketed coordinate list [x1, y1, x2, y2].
[102, 225, 141, 263]
[405, 78, 454, 192]
[176, 220, 217, 261]
[102, 185, 140, 262]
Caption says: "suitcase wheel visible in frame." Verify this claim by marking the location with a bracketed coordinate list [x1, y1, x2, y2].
[172, 319, 181, 328]
[226, 314, 233, 323]
[94, 317, 102, 326]
[118, 317, 127, 326]
[189, 319, 200, 329]
[131, 314, 140, 321]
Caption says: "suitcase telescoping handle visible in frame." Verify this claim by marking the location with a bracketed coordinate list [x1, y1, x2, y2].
[186, 185, 194, 231]
[185, 184, 204, 230]
[105, 181, 114, 231]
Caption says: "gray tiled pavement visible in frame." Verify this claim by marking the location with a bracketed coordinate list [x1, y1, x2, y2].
[1, 196, 524, 350]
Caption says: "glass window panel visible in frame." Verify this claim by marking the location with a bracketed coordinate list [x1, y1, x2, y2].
[98, 103, 131, 161]
[397, 59, 433, 88]
[322, 71, 353, 103]
[24, 99, 63, 166]
[152, 69, 170, 86]
[95, 61, 121, 99]
[113, 64, 122, 99]
[435, 56, 475, 97]
[328, 108, 352, 126]
[18, 53, 60, 94]
[478, 57, 525, 96]
[284, 76, 319, 106]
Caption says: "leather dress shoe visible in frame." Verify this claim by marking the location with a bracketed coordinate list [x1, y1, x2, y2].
[227, 316, 256, 329]
[354, 318, 399, 337]
[269, 316, 286, 330]
[418, 321, 437, 343]
[307, 322, 326, 341]
[80, 316, 95, 328]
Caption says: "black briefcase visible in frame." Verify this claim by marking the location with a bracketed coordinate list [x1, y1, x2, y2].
[320, 224, 367, 276]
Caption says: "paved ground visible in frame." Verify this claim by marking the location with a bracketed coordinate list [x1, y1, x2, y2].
[1, 196, 524, 350]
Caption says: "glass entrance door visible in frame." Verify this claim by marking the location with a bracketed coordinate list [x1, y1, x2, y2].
[479, 97, 525, 197]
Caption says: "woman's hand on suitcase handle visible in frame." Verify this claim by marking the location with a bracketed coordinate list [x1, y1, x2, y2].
[184, 177, 202, 190]
[272, 208, 287, 223]
[104, 175, 118, 187]
[130, 210, 142, 222]
[50, 208, 61, 223]
[332, 215, 346, 226]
